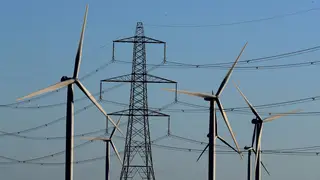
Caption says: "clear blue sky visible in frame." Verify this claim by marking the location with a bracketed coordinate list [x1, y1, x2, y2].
[1, 0, 320, 179]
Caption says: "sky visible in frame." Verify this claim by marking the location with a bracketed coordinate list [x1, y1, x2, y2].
[1, 0, 320, 179]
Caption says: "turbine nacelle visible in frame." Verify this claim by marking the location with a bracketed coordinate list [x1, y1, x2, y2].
[204, 97, 216, 101]
[61, 76, 72, 82]
[206, 133, 211, 138]
[204, 91, 216, 101]
[251, 118, 262, 124]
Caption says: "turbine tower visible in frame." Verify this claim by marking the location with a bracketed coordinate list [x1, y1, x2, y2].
[100, 22, 177, 180]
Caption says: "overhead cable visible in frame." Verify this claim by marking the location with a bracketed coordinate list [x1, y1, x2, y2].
[1, 94, 320, 139]
[114, 59, 320, 70]
[0, 135, 167, 165]
[145, 7, 320, 28]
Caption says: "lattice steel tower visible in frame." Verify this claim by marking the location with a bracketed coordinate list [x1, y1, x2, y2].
[101, 22, 176, 180]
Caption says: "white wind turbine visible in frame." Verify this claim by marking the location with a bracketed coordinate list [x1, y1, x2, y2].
[244, 129, 270, 180]
[234, 83, 300, 180]
[82, 117, 122, 180]
[163, 42, 248, 180]
[16, 5, 122, 180]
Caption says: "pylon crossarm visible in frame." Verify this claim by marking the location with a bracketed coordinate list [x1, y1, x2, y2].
[109, 109, 169, 117]
[113, 36, 165, 44]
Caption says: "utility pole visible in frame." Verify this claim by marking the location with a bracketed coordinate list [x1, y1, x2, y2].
[101, 22, 177, 180]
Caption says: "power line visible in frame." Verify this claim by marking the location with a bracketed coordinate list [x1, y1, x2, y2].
[1, 93, 320, 139]
[2, 45, 320, 168]
[114, 59, 320, 70]
[0, 84, 123, 109]
[0, 153, 122, 166]
[158, 95, 320, 114]
[0, 133, 207, 164]
[0, 100, 170, 139]
[0, 100, 174, 141]
[0, 103, 95, 137]
[152, 144, 320, 157]
[2, 131, 320, 166]
[169, 45, 320, 65]
[1, 92, 319, 140]
[112, 43, 320, 70]
[0, 90, 172, 139]
[4, 150, 319, 166]
[3, 143, 320, 166]
[0, 124, 126, 140]
[0, 60, 164, 109]
[3, 42, 320, 110]
[145, 7, 320, 28]
[0, 60, 115, 107]
[3, 88, 320, 112]
[0, 36, 130, 107]
[0, 35, 121, 106]
[2, 43, 320, 109]
[264, 145, 320, 152]
[0, 140, 98, 164]
[0, 135, 167, 165]
[104, 96, 320, 116]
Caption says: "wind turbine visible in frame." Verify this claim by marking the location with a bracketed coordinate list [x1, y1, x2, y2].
[16, 5, 121, 180]
[234, 83, 300, 180]
[82, 117, 122, 180]
[244, 128, 270, 180]
[163, 42, 248, 180]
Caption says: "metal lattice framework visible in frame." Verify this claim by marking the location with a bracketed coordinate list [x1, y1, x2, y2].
[101, 22, 177, 180]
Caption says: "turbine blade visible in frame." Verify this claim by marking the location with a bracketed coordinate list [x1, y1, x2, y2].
[73, 4, 88, 78]
[81, 137, 110, 141]
[233, 83, 263, 121]
[255, 124, 264, 170]
[252, 149, 270, 176]
[110, 141, 122, 164]
[216, 42, 248, 96]
[76, 81, 123, 135]
[196, 144, 209, 162]
[17, 79, 75, 101]
[215, 110, 218, 136]
[261, 161, 271, 176]
[216, 99, 241, 154]
[217, 135, 243, 159]
[163, 88, 216, 99]
[263, 109, 302, 123]
[110, 116, 122, 138]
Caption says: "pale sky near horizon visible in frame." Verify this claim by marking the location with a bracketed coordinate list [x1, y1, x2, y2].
[1, 0, 320, 180]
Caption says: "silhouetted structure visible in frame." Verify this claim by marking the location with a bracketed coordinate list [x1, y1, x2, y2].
[17, 5, 120, 180]
[82, 117, 122, 180]
[163, 42, 247, 180]
[234, 84, 299, 180]
[101, 22, 176, 180]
